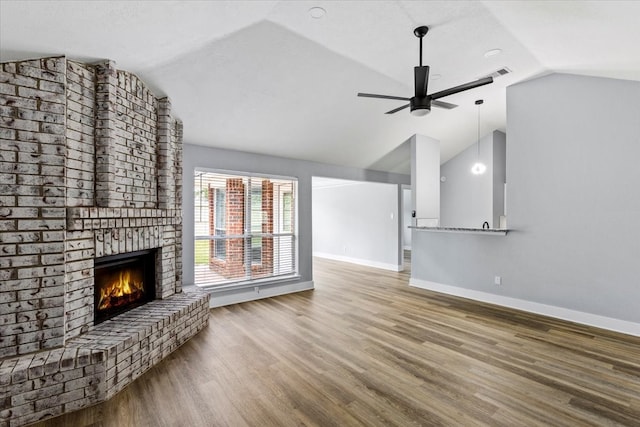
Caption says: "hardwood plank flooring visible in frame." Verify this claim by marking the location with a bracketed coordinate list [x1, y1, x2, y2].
[33, 257, 640, 426]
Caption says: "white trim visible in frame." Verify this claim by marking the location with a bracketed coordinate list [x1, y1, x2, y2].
[208, 280, 314, 308]
[194, 166, 297, 182]
[314, 252, 403, 272]
[409, 278, 640, 337]
[197, 274, 301, 292]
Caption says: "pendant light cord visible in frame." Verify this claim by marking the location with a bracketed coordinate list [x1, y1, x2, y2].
[476, 99, 483, 160]
[477, 102, 480, 159]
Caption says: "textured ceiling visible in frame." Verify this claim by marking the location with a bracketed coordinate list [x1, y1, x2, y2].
[2, 1, 639, 173]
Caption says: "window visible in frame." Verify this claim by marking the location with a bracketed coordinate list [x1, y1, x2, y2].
[250, 187, 262, 265]
[282, 192, 292, 233]
[214, 189, 226, 260]
[194, 170, 297, 287]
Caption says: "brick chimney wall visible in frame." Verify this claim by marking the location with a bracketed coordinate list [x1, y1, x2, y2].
[0, 56, 183, 357]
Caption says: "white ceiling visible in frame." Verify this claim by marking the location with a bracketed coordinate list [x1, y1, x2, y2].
[2, 1, 639, 173]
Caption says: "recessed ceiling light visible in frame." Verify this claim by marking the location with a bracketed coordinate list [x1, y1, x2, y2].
[431, 73, 442, 80]
[484, 48, 502, 58]
[308, 7, 326, 19]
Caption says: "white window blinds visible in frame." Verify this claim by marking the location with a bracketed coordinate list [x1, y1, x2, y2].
[194, 170, 297, 287]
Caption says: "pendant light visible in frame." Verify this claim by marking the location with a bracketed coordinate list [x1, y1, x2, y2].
[471, 99, 487, 175]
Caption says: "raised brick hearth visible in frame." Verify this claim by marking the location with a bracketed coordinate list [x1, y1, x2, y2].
[1, 56, 209, 426]
[1, 292, 208, 426]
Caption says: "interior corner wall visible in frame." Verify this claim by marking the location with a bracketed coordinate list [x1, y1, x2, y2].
[402, 187, 412, 250]
[182, 144, 410, 299]
[312, 180, 401, 271]
[411, 73, 640, 331]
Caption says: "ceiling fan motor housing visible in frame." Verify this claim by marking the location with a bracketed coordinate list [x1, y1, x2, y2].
[356, 24, 493, 116]
[410, 97, 431, 116]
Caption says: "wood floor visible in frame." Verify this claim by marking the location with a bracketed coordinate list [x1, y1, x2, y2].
[33, 257, 640, 426]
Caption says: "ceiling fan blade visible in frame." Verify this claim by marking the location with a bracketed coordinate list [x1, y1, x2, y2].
[358, 93, 410, 101]
[414, 66, 429, 98]
[385, 104, 410, 114]
[431, 100, 457, 109]
[429, 77, 493, 100]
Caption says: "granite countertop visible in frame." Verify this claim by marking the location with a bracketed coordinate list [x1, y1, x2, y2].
[409, 226, 509, 235]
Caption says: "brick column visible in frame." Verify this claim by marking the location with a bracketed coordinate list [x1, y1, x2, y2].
[65, 61, 96, 207]
[173, 120, 183, 292]
[261, 180, 274, 273]
[225, 178, 245, 279]
[156, 97, 175, 209]
[208, 184, 216, 267]
[94, 60, 118, 207]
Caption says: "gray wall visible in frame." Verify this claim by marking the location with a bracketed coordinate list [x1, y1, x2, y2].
[440, 131, 506, 228]
[312, 179, 401, 270]
[410, 134, 440, 223]
[412, 73, 640, 324]
[492, 131, 507, 227]
[183, 144, 410, 288]
[402, 187, 412, 249]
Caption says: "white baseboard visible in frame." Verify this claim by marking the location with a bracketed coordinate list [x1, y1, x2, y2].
[208, 281, 314, 308]
[410, 278, 640, 337]
[314, 252, 403, 272]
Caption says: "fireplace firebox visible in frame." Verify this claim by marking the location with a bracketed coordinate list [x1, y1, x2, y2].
[94, 249, 156, 324]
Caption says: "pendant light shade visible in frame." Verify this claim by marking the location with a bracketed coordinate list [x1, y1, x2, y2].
[471, 99, 486, 175]
[471, 162, 487, 174]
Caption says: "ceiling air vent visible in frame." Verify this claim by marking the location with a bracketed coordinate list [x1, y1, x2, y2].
[481, 67, 512, 80]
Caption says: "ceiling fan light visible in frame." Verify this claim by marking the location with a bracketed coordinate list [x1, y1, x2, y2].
[410, 97, 430, 116]
[410, 107, 430, 117]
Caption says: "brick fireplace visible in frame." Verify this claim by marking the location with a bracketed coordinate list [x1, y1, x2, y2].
[1, 56, 209, 426]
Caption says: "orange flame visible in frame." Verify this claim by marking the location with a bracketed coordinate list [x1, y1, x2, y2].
[98, 269, 145, 311]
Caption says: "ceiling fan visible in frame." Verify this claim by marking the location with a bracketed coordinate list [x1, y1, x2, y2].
[358, 26, 493, 116]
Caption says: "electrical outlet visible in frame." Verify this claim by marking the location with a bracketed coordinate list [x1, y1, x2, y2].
[494, 276, 502, 286]
[254, 286, 260, 293]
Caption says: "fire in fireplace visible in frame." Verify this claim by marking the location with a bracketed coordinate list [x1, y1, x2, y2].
[94, 249, 156, 323]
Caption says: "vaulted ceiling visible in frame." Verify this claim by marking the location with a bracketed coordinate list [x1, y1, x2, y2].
[2, 1, 639, 173]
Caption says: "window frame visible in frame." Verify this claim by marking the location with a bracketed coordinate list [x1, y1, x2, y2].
[193, 168, 299, 289]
